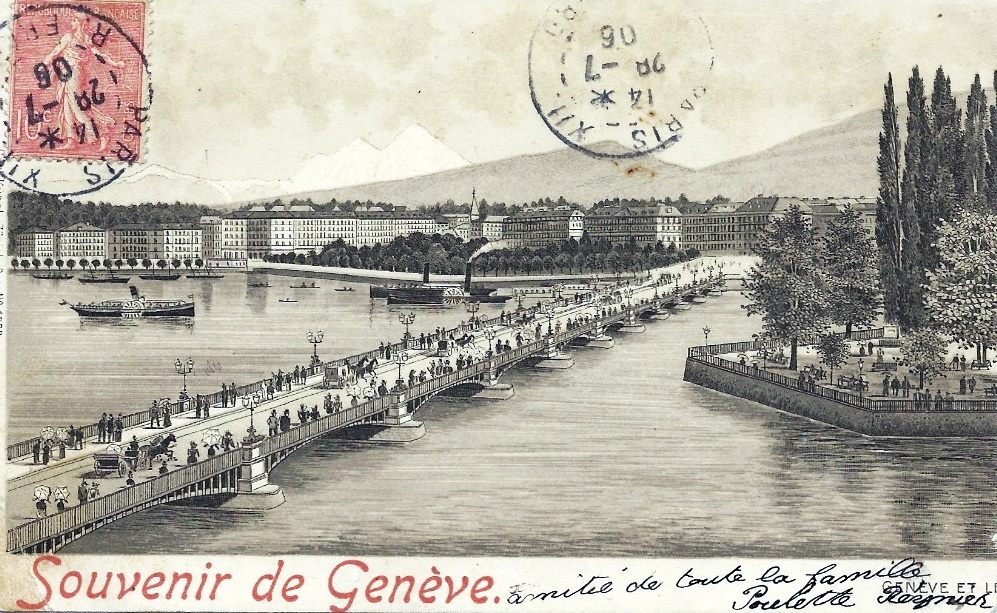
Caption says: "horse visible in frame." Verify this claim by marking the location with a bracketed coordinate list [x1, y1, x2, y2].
[140, 433, 177, 467]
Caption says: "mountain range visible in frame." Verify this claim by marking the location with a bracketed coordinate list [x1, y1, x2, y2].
[99, 107, 887, 208]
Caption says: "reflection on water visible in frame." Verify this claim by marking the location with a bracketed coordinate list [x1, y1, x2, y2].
[41, 285, 997, 558]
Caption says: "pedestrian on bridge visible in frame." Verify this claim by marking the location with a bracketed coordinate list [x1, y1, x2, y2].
[32, 440, 40, 464]
[149, 401, 161, 428]
[77, 480, 89, 505]
[114, 414, 123, 441]
[187, 442, 200, 465]
[221, 383, 228, 407]
[97, 413, 108, 443]
[268, 410, 278, 436]
[230, 382, 237, 405]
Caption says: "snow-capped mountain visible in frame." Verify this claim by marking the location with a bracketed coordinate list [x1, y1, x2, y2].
[99, 124, 470, 207]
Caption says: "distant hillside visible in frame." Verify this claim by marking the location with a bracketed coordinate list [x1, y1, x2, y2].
[271, 108, 884, 206]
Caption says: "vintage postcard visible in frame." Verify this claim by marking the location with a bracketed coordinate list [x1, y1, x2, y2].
[2, 0, 997, 611]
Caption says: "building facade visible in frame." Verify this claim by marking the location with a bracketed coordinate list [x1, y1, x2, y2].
[14, 228, 55, 260]
[55, 223, 106, 261]
[681, 202, 741, 253]
[584, 204, 682, 247]
[504, 208, 584, 249]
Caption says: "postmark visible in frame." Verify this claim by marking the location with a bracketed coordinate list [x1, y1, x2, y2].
[529, 0, 714, 158]
[0, 0, 151, 196]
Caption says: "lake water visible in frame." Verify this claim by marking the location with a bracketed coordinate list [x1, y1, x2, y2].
[9, 274, 997, 558]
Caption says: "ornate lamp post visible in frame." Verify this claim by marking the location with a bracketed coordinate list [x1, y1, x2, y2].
[175, 357, 194, 401]
[703, 325, 711, 346]
[752, 334, 769, 370]
[305, 330, 324, 367]
[858, 358, 865, 402]
[514, 289, 526, 312]
[466, 300, 480, 328]
[394, 350, 409, 388]
[483, 327, 497, 355]
[398, 312, 416, 347]
[241, 394, 260, 443]
[542, 302, 556, 336]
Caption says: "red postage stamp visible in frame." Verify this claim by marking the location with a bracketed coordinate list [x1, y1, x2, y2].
[8, 0, 148, 162]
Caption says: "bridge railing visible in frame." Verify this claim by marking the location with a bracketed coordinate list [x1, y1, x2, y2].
[7, 449, 243, 553]
[257, 394, 396, 459]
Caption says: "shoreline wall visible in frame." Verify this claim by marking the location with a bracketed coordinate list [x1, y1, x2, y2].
[683, 358, 997, 437]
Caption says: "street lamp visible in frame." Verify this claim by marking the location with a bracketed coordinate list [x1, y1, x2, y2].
[514, 289, 526, 312]
[394, 350, 409, 388]
[483, 327, 497, 354]
[752, 334, 768, 370]
[241, 394, 259, 443]
[175, 357, 194, 401]
[703, 325, 711, 345]
[398, 312, 416, 347]
[466, 300, 480, 327]
[542, 302, 556, 336]
[858, 358, 865, 401]
[306, 330, 324, 367]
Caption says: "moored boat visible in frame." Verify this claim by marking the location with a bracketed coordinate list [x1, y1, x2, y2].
[78, 275, 130, 284]
[187, 273, 225, 279]
[68, 286, 194, 318]
[32, 272, 73, 280]
[138, 273, 181, 280]
[671, 301, 692, 311]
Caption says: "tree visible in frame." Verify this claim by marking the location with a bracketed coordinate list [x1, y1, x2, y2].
[31, 258, 40, 270]
[66, 259, 76, 271]
[194, 258, 204, 269]
[822, 206, 881, 336]
[156, 259, 167, 271]
[10, 258, 18, 270]
[898, 67, 929, 330]
[963, 73, 989, 209]
[901, 328, 947, 389]
[924, 209, 997, 361]
[20, 259, 29, 269]
[55, 259, 64, 270]
[183, 258, 192, 270]
[43, 257, 53, 269]
[876, 75, 904, 325]
[985, 71, 997, 209]
[923, 67, 962, 268]
[743, 205, 830, 370]
[816, 333, 849, 383]
[170, 258, 181, 271]
[142, 258, 152, 271]
[126, 258, 138, 270]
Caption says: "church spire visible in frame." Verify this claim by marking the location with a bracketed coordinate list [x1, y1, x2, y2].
[469, 187, 479, 220]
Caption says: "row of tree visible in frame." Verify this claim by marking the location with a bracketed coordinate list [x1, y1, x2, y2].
[875, 67, 997, 330]
[263, 232, 699, 276]
[11, 256, 206, 272]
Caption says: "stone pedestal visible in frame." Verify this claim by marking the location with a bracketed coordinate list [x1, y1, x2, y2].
[366, 420, 426, 443]
[586, 334, 615, 349]
[384, 393, 412, 425]
[650, 312, 671, 321]
[229, 441, 285, 510]
[618, 323, 646, 333]
[221, 484, 286, 510]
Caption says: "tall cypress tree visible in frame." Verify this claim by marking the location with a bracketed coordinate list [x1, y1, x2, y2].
[875, 74, 903, 324]
[927, 67, 962, 224]
[899, 67, 928, 330]
[964, 74, 989, 209]
[985, 70, 997, 210]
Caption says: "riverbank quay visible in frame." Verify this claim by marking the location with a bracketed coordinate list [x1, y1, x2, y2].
[248, 255, 756, 287]
[684, 333, 997, 437]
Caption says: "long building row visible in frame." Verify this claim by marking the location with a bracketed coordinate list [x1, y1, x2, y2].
[13, 196, 876, 262]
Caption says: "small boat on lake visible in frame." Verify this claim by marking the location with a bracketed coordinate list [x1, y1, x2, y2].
[138, 273, 181, 280]
[334, 287, 354, 292]
[248, 282, 271, 288]
[187, 273, 225, 279]
[32, 272, 73, 280]
[278, 298, 298, 303]
[79, 275, 130, 284]
[291, 282, 319, 289]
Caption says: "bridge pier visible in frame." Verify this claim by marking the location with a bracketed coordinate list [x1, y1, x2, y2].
[222, 439, 286, 510]
[370, 392, 426, 442]
[535, 335, 574, 369]
[472, 361, 515, 399]
[618, 309, 646, 333]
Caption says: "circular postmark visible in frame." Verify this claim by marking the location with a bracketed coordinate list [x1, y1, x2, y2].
[529, 0, 714, 158]
[0, 1, 152, 196]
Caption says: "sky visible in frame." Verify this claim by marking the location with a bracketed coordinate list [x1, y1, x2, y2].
[10, 0, 997, 185]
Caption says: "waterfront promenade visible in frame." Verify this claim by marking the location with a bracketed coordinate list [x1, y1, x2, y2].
[6, 257, 745, 552]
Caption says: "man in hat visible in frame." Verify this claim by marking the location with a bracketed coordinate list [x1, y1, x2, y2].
[77, 480, 89, 506]
[149, 401, 160, 428]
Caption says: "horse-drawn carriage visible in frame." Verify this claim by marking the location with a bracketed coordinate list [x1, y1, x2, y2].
[91, 433, 177, 478]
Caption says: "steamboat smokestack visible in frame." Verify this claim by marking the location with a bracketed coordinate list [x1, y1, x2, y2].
[464, 262, 473, 293]
[423, 262, 430, 284]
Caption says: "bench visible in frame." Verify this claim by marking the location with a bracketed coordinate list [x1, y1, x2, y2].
[871, 361, 898, 372]
[972, 360, 992, 370]
[985, 387, 997, 398]
[878, 339, 902, 348]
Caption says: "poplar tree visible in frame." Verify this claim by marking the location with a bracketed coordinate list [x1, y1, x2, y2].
[963, 74, 990, 210]
[899, 67, 929, 330]
[925, 67, 962, 249]
[875, 74, 903, 324]
[985, 71, 997, 210]
[822, 206, 881, 337]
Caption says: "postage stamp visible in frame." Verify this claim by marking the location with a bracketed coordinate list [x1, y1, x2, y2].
[529, 0, 714, 158]
[9, 0, 147, 161]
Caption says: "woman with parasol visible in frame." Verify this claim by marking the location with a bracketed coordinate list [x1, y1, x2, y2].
[55, 427, 69, 460]
[202, 429, 222, 457]
[161, 398, 173, 428]
[54, 486, 69, 512]
[34, 485, 52, 518]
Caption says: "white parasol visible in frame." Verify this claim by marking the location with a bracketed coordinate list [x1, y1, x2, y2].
[348, 384, 361, 398]
[105, 443, 123, 454]
[53, 486, 69, 501]
[40, 426, 55, 441]
[201, 429, 222, 446]
[33, 485, 51, 500]
[363, 386, 376, 398]
[54, 427, 69, 442]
